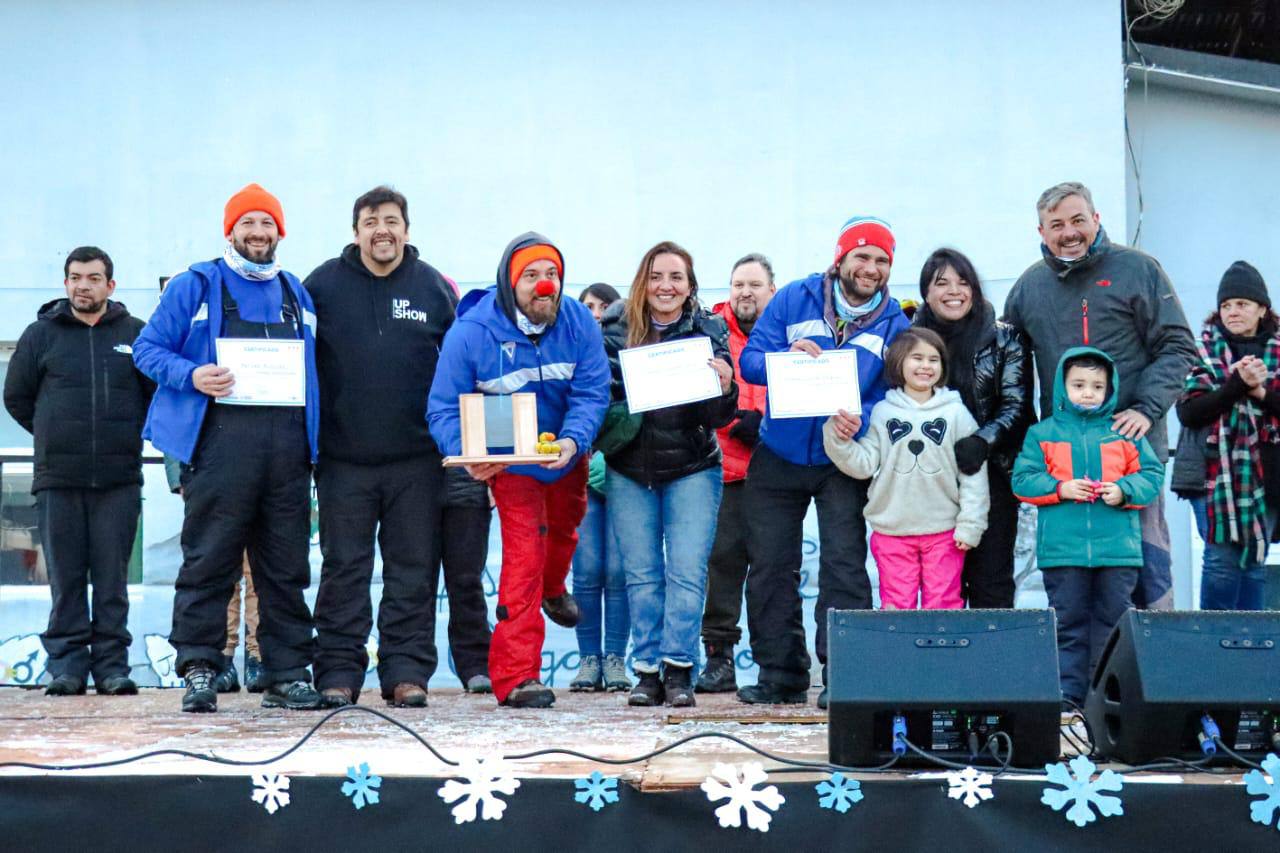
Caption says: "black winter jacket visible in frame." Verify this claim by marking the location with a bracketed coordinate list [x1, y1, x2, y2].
[304, 244, 457, 463]
[959, 321, 1035, 477]
[4, 299, 153, 492]
[601, 301, 738, 486]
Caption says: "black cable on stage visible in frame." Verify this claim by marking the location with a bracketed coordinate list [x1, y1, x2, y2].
[0, 704, 899, 777]
[1212, 737, 1264, 771]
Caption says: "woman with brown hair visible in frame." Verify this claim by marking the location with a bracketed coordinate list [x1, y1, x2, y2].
[601, 241, 737, 707]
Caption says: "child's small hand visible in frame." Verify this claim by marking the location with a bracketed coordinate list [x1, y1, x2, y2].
[1098, 482, 1125, 506]
[1058, 479, 1096, 502]
[954, 537, 973, 552]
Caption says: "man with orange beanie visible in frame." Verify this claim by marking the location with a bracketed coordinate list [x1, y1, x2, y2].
[428, 232, 610, 708]
[134, 183, 323, 713]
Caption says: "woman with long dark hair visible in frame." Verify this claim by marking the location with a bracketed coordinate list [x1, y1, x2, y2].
[1176, 261, 1280, 610]
[601, 241, 737, 707]
[912, 248, 1034, 607]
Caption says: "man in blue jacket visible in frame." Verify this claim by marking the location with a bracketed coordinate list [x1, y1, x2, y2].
[738, 216, 909, 707]
[428, 232, 609, 709]
[133, 184, 322, 713]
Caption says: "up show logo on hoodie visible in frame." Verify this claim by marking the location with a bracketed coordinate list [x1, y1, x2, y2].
[391, 298, 429, 323]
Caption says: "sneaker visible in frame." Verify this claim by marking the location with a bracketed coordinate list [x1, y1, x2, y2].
[663, 665, 695, 708]
[695, 644, 737, 693]
[214, 656, 241, 694]
[182, 663, 218, 713]
[570, 655, 603, 692]
[321, 687, 355, 708]
[817, 687, 829, 710]
[501, 679, 555, 708]
[465, 675, 493, 694]
[45, 674, 86, 696]
[96, 674, 138, 696]
[737, 682, 808, 705]
[387, 682, 428, 708]
[602, 654, 632, 692]
[541, 593, 582, 628]
[628, 671, 664, 707]
[244, 654, 265, 693]
[260, 680, 323, 710]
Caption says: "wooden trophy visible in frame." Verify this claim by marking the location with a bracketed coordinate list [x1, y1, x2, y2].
[442, 392, 557, 468]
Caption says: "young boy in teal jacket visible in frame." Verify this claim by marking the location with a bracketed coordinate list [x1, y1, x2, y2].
[1012, 347, 1165, 707]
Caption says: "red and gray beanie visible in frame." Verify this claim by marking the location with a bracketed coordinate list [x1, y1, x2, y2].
[834, 216, 895, 266]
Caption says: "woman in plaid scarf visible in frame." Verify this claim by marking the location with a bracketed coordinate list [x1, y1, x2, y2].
[1176, 261, 1280, 610]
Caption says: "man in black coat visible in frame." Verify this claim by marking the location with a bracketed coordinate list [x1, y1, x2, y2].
[4, 246, 154, 696]
[303, 186, 462, 708]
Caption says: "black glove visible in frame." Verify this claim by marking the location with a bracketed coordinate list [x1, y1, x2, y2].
[954, 434, 990, 476]
[728, 409, 763, 447]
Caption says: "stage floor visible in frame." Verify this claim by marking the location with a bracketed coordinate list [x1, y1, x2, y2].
[0, 686, 835, 786]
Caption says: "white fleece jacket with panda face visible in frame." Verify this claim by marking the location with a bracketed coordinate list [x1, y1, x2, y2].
[822, 387, 990, 546]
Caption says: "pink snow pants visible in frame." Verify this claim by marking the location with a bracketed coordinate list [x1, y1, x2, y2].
[870, 530, 965, 610]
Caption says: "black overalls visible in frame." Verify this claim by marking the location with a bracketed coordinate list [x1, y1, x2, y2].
[169, 278, 316, 683]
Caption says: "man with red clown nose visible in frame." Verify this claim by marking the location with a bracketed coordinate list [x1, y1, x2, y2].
[428, 232, 610, 708]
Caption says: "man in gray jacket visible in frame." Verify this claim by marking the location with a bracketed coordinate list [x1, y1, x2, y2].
[1003, 181, 1197, 610]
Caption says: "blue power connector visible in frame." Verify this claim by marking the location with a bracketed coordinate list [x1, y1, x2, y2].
[1199, 714, 1220, 757]
[892, 714, 908, 756]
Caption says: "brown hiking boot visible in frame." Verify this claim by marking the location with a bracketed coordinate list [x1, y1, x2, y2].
[387, 682, 428, 708]
[321, 687, 354, 708]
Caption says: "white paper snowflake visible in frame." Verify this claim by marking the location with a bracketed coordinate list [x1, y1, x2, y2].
[1244, 753, 1280, 830]
[437, 754, 521, 824]
[700, 762, 786, 833]
[946, 766, 994, 808]
[251, 773, 291, 814]
[1041, 755, 1124, 827]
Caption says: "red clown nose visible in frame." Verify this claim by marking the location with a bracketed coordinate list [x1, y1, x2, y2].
[534, 280, 558, 298]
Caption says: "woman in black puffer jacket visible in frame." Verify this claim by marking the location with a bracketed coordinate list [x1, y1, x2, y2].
[913, 248, 1035, 608]
[601, 241, 738, 709]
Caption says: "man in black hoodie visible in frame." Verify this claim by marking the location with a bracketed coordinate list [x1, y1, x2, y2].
[4, 246, 154, 697]
[304, 186, 461, 708]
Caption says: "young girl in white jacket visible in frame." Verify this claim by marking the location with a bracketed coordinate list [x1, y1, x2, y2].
[822, 327, 989, 609]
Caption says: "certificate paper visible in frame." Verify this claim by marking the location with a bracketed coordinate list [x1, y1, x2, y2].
[619, 336, 721, 414]
[765, 350, 860, 418]
[214, 338, 306, 406]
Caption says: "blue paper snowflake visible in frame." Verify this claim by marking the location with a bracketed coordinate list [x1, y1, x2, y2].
[342, 762, 383, 809]
[816, 772, 863, 813]
[574, 771, 620, 812]
[1041, 755, 1123, 827]
[1244, 753, 1280, 830]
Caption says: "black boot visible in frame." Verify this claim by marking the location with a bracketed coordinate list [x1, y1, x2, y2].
[501, 680, 555, 709]
[695, 644, 737, 693]
[96, 674, 138, 696]
[542, 593, 581, 628]
[244, 653, 265, 693]
[663, 665, 695, 708]
[261, 680, 323, 710]
[214, 655, 241, 694]
[737, 681, 808, 705]
[182, 663, 218, 713]
[45, 674, 86, 696]
[628, 671, 664, 707]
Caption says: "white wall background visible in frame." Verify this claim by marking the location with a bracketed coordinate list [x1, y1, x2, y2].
[0, 0, 1125, 330]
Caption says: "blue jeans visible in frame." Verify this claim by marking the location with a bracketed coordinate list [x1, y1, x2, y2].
[571, 490, 630, 657]
[606, 465, 722, 672]
[1190, 497, 1270, 610]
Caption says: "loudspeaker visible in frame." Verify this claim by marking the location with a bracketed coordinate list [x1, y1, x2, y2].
[1085, 610, 1280, 764]
[827, 609, 1061, 768]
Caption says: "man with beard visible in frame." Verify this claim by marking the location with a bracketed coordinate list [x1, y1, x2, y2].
[1004, 182, 1196, 610]
[303, 186, 485, 708]
[5, 247, 153, 697]
[134, 184, 323, 713]
[696, 253, 776, 694]
[428, 233, 609, 708]
[738, 217, 909, 708]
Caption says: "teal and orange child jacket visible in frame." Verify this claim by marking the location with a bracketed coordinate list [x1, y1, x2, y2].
[1012, 347, 1165, 569]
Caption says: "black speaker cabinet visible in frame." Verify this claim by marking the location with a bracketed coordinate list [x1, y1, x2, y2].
[827, 609, 1061, 768]
[1085, 610, 1280, 765]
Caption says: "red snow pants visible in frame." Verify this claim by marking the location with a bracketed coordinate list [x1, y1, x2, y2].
[488, 459, 589, 702]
